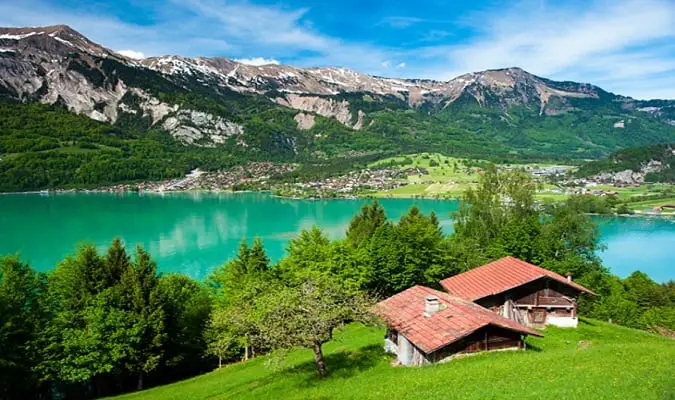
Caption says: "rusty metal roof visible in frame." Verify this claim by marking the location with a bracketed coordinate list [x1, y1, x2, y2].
[439, 256, 596, 301]
[374, 285, 543, 354]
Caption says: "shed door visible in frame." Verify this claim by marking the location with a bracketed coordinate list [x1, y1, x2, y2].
[532, 308, 547, 324]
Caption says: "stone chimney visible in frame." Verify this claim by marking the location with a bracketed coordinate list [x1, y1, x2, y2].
[566, 272, 572, 282]
[424, 295, 440, 317]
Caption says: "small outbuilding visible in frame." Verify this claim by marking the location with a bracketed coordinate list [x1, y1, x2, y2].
[375, 285, 542, 366]
[440, 256, 596, 328]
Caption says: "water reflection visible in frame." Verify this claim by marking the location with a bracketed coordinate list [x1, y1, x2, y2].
[1, 192, 671, 282]
[0, 192, 459, 279]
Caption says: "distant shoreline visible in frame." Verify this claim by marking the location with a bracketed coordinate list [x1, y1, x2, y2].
[2, 189, 674, 218]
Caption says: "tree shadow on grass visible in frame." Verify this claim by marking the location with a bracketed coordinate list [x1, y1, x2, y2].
[524, 342, 543, 352]
[213, 344, 387, 397]
[579, 318, 595, 326]
[287, 344, 385, 382]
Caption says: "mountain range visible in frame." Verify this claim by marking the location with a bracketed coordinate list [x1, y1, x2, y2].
[1, 25, 675, 190]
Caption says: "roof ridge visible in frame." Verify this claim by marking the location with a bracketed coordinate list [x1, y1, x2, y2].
[439, 256, 596, 300]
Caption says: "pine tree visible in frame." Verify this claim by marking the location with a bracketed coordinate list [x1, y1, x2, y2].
[228, 239, 250, 280]
[119, 246, 166, 390]
[105, 238, 130, 287]
[247, 238, 270, 276]
[345, 200, 387, 247]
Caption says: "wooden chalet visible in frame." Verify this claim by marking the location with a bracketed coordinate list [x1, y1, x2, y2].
[374, 285, 542, 366]
[440, 256, 596, 328]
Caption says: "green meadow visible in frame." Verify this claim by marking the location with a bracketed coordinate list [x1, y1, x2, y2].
[109, 320, 675, 400]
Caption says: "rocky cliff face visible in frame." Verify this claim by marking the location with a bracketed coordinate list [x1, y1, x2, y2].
[0, 25, 244, 146]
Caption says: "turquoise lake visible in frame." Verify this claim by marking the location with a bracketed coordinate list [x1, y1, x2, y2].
[0, 192, 672, 282]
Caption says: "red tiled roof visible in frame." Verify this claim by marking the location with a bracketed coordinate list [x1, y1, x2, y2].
[374, 285, 542, 354]
[439, 256, 596, 301]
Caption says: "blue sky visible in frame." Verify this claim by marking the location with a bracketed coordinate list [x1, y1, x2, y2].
[1, 0, 675, 99]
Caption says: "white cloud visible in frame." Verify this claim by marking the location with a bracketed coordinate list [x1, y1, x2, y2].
[381, 61, 407, 69]
[178, 0, 391, 71]
[379, 16, 424, 29]
[1, 0, 674, 98]
[415, 0, 675, 97]
[117, 49, 145, 59]
[234, 57, 279, 66]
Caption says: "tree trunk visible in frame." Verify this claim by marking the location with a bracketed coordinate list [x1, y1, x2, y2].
[244, 345, 249, 361]
[137, 371, 143, 391]
[218, 355, 222, 369]
[312, 342, 327, 378]
[92, 375, 100, 398]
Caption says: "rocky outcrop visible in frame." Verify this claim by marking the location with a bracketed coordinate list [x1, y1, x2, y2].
[294, 112, 315, 130]
[591, 160, 665, 184]
[276, 94, 363, 129]
[161, 110, 244, 146]
[114, 89, 244, 146]
[126, 88, 178, 124]
[41, 71, 128, 122]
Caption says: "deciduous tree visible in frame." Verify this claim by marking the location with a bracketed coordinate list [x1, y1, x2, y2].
[253, 277, 374, 377]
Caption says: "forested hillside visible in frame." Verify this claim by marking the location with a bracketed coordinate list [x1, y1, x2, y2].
[577, 143, 675, 182]
[0, 102, 240, 191]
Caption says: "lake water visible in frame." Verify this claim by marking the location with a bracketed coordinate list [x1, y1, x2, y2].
[0, 192, 672, 282]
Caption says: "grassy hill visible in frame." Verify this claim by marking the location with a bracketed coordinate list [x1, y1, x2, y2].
[109, 320, 674, 400]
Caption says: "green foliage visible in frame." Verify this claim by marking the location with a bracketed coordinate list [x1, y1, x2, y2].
[439, 98, 675, 160]
[205, 238, 274, 365]
[0, 256, 46, 399]
[562, 194, 616, 214]
[451, 167, 605, 278]
[5, 239, 214, 399]
[251, 276, 374, 377]
[577, 270, 675, 333]
[365, 207, 453, 294]
[0, 102, 242, 191]
[118, 247, 166, 389]
[345, 200, 386, 247]
[277, 205, 455, 297]
[157, 275, 212, 379]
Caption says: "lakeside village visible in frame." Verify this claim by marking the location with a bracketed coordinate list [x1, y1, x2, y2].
[61, 158, 673, 214]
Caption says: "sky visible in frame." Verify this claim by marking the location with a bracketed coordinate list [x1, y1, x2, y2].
[1, 0, 675, 99]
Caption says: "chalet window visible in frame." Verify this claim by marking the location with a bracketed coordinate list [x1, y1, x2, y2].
[544, 280, 550, 297]
[386, 329, 398, 343]
[533, 310, 546, 323]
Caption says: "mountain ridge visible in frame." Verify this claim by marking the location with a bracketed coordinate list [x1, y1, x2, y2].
[0, 24, 631, 122]
[1, 24, 675, 193]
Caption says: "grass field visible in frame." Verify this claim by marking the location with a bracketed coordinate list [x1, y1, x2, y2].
[369, 153, 575, 199]
[626, 196, 675, 212]
[369, 153, 480, 198]
[110, 320, 675, 400]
